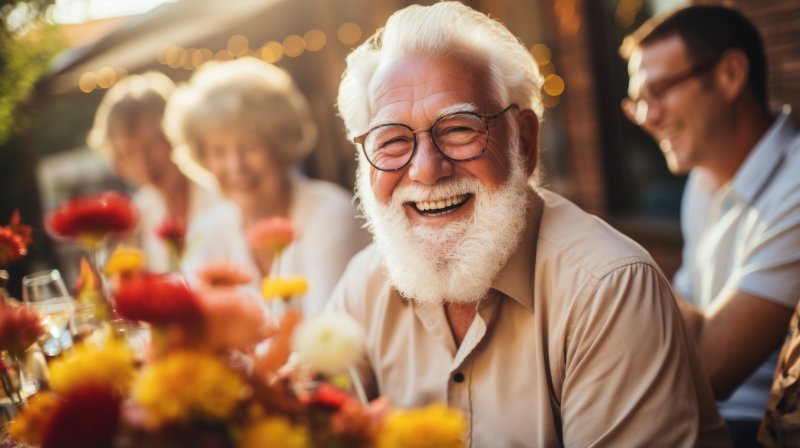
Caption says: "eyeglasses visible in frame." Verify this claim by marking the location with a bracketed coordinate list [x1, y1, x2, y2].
[354, 104, 519, 172]
[622, 55, 721, 125]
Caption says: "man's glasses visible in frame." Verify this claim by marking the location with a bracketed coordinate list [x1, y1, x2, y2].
[354, 104, 518, 171]
[622, 55, 721, 125]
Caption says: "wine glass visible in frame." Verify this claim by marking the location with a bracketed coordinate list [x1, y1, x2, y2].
[22, 269, 75, 357]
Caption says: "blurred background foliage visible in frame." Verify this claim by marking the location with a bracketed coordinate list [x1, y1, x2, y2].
[1, 0, 66, 143]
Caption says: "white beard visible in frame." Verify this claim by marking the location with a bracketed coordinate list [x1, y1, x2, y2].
[356, 140, 531, 305]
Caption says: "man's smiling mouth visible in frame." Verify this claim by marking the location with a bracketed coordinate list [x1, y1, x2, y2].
[409, 194, 472, 216]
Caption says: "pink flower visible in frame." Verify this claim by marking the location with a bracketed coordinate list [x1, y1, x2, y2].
[155, 218, 186, 256]
[196, 260, 253, 289]
[0, 301, 44, 359]
[41, 385, 122, 448]
[47, 192, 137, 245]
[247, 217, 296, 254]
[196, 288, 273, 352]
[113, 273, 202, 326]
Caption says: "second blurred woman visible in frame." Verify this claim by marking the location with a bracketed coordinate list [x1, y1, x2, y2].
[165, 58, 369, 315]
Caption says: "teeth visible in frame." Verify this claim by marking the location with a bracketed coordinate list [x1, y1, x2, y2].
[414, 194, 467, 212]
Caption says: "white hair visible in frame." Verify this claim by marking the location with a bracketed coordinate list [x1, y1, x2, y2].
[337, 1, 544, 142]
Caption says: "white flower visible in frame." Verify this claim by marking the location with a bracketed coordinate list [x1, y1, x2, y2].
[292, 312, 365, 375]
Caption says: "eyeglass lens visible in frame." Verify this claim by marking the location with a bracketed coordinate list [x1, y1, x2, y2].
[364, 113, 488, 170]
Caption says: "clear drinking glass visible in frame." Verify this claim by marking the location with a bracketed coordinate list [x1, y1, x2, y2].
[22, 269, 75, 357]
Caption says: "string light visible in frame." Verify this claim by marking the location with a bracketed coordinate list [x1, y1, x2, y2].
[90, 21, 366, 91]
[283, 34, 305, 58]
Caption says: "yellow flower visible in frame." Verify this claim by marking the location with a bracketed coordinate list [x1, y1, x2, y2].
[378, 403, 466, 448]
[260, 276, 308, 301]
[239, 417, 309, 448]
[104, 244, 146, 276]
[49, 338, 136, 396]
[134, 350, 246, 424]
[8, 391, 59, 445]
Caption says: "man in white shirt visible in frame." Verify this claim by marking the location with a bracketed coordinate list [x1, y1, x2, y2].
[621, 5, 800, 445]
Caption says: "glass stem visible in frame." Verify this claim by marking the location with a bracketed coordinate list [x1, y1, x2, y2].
[348, 365, 369, 405]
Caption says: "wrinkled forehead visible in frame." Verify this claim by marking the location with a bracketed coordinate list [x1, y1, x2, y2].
[365, 54, 491, 126]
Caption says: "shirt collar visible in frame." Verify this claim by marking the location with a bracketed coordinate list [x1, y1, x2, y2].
[491, 187, 542, 311]
[730, 107, 796, 204]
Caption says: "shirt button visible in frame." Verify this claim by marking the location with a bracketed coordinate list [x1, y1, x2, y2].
[453, 372, 465, 383]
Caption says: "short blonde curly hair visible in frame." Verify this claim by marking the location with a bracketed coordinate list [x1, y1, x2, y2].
[87, 71, 174, 155]
[164, 57, 317, 170]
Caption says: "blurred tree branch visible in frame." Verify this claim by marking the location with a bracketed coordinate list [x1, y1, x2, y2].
[0, 0, 66, 144]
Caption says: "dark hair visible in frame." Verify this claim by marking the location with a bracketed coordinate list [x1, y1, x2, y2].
[620, 5, 767, 106]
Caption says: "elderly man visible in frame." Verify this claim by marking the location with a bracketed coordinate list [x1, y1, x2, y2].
[621, 6, 800, 445]
[329, 2, 729, 446]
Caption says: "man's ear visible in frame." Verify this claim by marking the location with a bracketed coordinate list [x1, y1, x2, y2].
[715, 49, 749, 102]
[518, 109, 539, 177]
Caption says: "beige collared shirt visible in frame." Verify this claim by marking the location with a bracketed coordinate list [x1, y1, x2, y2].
[328, 189, 730, 447]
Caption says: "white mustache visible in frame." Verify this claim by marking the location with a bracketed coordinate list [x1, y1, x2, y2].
[391, 178, 481, 206]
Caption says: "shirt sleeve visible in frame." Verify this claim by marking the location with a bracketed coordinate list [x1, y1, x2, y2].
[561, 261, 728, 447]
[733, 183, 800, 308]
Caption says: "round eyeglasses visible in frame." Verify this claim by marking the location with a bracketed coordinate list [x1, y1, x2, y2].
[354, 104, 519, 171]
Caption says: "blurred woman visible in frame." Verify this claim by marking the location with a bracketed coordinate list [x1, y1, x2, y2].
[88, 71, 220, 272]
[165, 57, 369, 315]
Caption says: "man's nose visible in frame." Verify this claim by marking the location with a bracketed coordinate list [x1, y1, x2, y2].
[407, 133, 454, 185]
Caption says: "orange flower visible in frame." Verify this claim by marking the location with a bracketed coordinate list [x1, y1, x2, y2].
[197, 260, 253, 289]
[0, 209, 31, 265]
[113, 273, 202, 326]
[0, 300, 44, 359]
[0, 227, 26, 265]
[8, 209, 32, 246]
[247, 217, 296, 254]
[47, 192, 137, 246]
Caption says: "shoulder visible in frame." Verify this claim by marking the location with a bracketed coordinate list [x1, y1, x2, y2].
[292, 176, 365, 238]
[536, 190, 658, 280]
[327, 244, 393, 316]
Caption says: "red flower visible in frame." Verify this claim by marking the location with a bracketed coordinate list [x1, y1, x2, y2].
[306, 383, 350, 410]
[47, 192, 137, 244]
[41, 385, 121, 448]
[247, 217, 296, 254]
[0, 227, 26, 265]
[0, 301, 44, 359]
[196, 260, 253, 289]
[155, 218, 186, 255]
[113, 273, 202, 326]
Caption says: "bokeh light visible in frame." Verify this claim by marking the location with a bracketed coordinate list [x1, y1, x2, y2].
[97, 66, 116, 88]
[227, 34, 249, 57]
[259, 41, 284, 63]
[283, 34, 305, 58]
[531, 44, 552, 66]
[337, 22, 362, 45]
[304, 29, 327, 52]
[79, 72, 98, 93]
[543, 74, 565, 96]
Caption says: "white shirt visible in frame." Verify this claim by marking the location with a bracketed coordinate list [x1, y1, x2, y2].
[674, 109, 800, 420]
[182, 173, 371, 316]
[131, 181, 220, 273]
